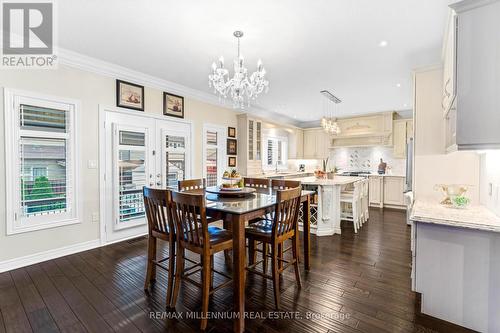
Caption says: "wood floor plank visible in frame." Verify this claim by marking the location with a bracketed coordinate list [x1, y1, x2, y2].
[5, 209, 447, 333]
[40, 261, 113, 333]
[10, 268, 59, 333]
[24, 264, 86, 333]
[0, 272, 33, 333]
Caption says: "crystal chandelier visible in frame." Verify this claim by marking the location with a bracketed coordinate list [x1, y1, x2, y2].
[209, 31, 269, 109]
[320, 90, 341, 135]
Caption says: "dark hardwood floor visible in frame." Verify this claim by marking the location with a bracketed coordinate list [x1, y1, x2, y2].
[0, 209, 440, 333]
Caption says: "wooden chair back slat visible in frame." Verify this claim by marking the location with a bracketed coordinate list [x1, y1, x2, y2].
[143, 187, 171, 235]
[178, 178, 207, 192]
[170, 191, 209, 248]
[271, 179, 301, 190]
[243, 177, 271, 188]
[273, 187, 302, 238]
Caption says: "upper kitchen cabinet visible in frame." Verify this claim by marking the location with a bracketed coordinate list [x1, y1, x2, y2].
[330, 112, 394, 148]
[237, 114, 263, 175]
[303, 128, 330, 159]
[288, 128, 304, 159]
[446, 0, 500, 151]
[393, 119, 413, 159]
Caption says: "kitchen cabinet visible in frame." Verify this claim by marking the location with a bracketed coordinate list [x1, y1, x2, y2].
[442, 12, 457, 115]
[369, 176, 383, 207]
[393, 119, 413, 159]
[303, 128, 330, 159]
[446, 0, 500, 151]
[237, 115, 263, 175]
[369, 175, 406, 209]
[288, 128, 304, 159]
[383, 176, 405, 207]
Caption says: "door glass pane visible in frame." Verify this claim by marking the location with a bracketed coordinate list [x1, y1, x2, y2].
[165, 135, 186, 187]
[267, 140, 273, 166]
[206, 147, 218, 187]
[248, 120, 254, 160]
[118, 131, 146, 223]
[19, 137, 68, 217]
[206, 130, 217, 145]
[256, 122, 261, 160]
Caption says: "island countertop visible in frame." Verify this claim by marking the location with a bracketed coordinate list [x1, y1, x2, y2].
[284, 175, 364, 186]
[410, 200, 500, 233]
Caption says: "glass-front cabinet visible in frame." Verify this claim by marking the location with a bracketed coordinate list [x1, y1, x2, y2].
[238, 114, 263, 175]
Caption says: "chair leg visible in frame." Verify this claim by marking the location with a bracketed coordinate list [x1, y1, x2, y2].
[292, 236, 302, 288]
[278, 243, 284, 270]
[262, 243, 269, 274]
[210, 255, 214, 290]
[200, 254, 211, 331]
[144, 236, 157, 291]
[271, 243, 280, 310]
[170, 246, 184, 308]
[248, 239, 256, 266]
[166, 240, 175, 306]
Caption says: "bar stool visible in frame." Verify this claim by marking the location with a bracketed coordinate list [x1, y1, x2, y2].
[143, 187, 175, 305]
[245, 187, 302, 309]
[169, 191, 233, 331]
[340, 181, 363, 233]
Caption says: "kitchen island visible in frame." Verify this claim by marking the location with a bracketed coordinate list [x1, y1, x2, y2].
[287, 176, 363, 236]
[410, 200, 500, 332]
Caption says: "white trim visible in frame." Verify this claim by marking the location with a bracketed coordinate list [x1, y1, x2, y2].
[3, 88, 82, 235]
[57, 48, 300, 127]
[450, 0, 500, 13]
[0, 239, 100, 273]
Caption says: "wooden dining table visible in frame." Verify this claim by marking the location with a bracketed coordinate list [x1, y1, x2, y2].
[190, 187, 313, 333]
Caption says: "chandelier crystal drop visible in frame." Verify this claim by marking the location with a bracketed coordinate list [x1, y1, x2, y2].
[320, 90, 342, 135]
[209, 31, 269, 109]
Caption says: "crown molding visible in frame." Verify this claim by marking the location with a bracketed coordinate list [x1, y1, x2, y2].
[450, 0, 500, 13]
[57, 48, 301, 127]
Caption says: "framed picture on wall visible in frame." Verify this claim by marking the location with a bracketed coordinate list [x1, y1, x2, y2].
[163, 92, 184, 118]
[228, 156, 236, 167]
[116, 80, 144, 111]
[228, 127, 236, 138]
[227, 139, 237, 155]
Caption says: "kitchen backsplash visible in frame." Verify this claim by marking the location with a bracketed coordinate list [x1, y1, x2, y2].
[329, 146, 406, 175]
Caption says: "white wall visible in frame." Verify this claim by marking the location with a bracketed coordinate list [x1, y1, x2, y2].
[479, 151, 500, 216]
[0, 64, 237, 263]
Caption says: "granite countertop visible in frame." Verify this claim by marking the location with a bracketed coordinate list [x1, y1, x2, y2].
[285, 175, 364, 186]
[367, 174, 406, 177]
[410, 200, 500, 233]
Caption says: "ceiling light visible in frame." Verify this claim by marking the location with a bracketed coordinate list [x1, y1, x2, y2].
[209, 30, 269, 110]
[396, 83, 401, 88]
[378, 40, 388, 47]
[403, 103, 408, 107]
[320, 90, 341, 135]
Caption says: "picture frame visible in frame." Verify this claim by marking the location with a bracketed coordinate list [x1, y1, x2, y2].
[163, 92, 184, 118]
[227, 138, 237, 155]
[116, 80, 144, 111]
[228, 156, 237, 167]
[228, 126, 236, 138]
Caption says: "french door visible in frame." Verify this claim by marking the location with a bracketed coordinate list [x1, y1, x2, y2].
[102, 110, 191, 243]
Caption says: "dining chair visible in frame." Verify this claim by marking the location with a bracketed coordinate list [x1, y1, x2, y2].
[243, 177, 271, 188]
[271, 179, 301, 190]
[178, 178, 207, 192]
[245, 187, 302, 310]
[143, 187, 175, 306]
[169, 191, 233, 331]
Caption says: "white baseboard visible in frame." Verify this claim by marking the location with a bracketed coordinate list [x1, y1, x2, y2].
[0, 239, 101, 273]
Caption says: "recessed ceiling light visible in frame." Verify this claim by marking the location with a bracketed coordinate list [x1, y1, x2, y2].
[396, 83, 401, 88]
[379, 40, 388, 47]
[403, 103, 408, 107]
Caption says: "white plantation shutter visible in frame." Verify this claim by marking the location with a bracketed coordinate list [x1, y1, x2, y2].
[5, 91, 79, 234]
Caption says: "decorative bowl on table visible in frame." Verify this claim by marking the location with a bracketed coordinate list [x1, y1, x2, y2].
[314, 170, 327, 179]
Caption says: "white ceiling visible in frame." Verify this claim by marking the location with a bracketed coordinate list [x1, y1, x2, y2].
[58, 0, 449, 123]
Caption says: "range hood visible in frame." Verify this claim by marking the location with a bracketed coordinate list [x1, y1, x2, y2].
[330, 111, 394, 147]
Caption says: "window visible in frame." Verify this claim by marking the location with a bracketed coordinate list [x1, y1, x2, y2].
[264, 136, 288, 170]
[165, 135, 186, 187]
[5, 90, 79, 234]
[203, 125, 226, 187]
